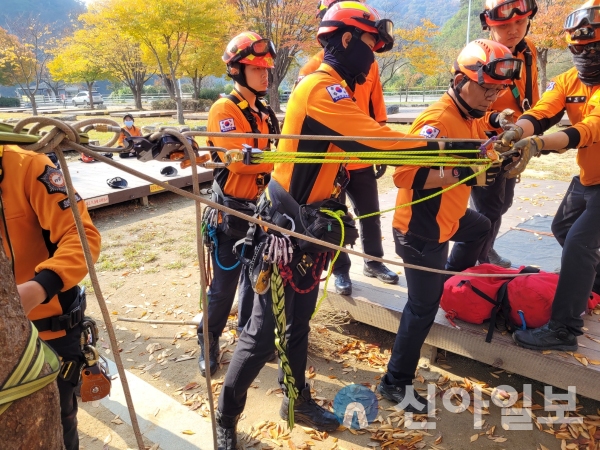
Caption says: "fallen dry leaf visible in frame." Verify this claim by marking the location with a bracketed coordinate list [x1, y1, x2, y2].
[182, 430, 195, 435]
[470, 434, 478, 442]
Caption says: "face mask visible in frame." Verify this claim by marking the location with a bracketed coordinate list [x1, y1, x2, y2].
[124, 120, 134, 127]
[323, 29, 375, 90]
[572, 52, 600, 85]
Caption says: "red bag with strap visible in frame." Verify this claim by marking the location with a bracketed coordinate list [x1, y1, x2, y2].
[441, 264, 600, 342]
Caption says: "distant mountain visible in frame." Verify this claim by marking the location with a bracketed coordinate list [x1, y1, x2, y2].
[436, 0, 488, 49]
[1, 0, 85, 30]
[370, 0, 461, 27]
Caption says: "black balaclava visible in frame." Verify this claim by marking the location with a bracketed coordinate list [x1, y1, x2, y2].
[323, 27, 375, 91]
[451, 75, 487, 119]
[228, 63, 268, 97]
[573, 50, 600, 86]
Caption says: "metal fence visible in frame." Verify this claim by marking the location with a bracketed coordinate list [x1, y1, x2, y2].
[382, 86, 447, 103]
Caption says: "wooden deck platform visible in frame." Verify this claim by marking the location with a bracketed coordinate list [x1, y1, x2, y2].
[66, 156, 213, 210]
[322, 188, 600, 401]
[110, 110, 187, 118]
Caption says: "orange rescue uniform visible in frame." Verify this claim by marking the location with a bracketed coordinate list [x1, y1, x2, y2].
[273, 63, 430, 205]
[117, 125, 143, 146]
[298, 50, 387, 171]
[522, 67, 600, 186]
[208, 90, 274, 200]
[393, 94, 490, 242]
[0, 145, 101, 341]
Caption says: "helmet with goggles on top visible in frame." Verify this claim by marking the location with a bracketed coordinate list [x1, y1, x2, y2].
[564, 0, 600, 55]
[480, 0, 538, 30]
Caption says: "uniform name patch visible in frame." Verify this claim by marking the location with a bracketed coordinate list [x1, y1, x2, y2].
[37, 165, 67, 195]
[325, 84, 350, 102]
[546, 82, 555, 91]
[566, 96, 587, 103]
[58, 193, 82, 210]
[419, 125, 441, 139]
[219, 118, 236, 132]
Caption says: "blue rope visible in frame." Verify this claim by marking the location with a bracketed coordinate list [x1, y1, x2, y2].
[207, 225, 242, 271]
[517, 310, 526, 330]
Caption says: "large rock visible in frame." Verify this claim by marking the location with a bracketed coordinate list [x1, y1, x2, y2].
[191, 125, 207, 131]
[386, 105, 399, 115]
[53, 115, 77, 122]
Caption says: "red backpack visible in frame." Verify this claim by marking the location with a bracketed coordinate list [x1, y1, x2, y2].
[440, 264, 600, 342]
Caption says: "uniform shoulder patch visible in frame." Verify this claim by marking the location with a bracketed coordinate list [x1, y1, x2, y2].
[37, 165, 67, 195]
[219, 118, 236, 132]
[546, 82, 555, 91]
[566, 96, 587, 103]
[418, 125, 441, 139]
[58, 193, 82, 210]
[325, 84, 350, 103]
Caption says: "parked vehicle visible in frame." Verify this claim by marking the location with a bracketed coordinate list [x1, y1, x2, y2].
[72, 91, 103, 106]
[279, 90, 292, 102]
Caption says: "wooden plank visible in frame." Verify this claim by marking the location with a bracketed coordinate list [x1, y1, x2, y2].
[66, 156, 213, 210]
[320, 189, 600, 401]
[110, 110, 189, 118]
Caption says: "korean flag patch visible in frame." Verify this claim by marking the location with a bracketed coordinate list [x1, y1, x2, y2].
[219, 118, 236, 132]
[419, 125, 440, 139]
[326, 84, 350, 103]
[546, 82, 555, 91]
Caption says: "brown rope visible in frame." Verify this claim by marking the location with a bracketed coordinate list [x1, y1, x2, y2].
[55, 148, 146, 450]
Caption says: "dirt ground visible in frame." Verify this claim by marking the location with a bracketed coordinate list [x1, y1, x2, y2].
[75, 183, 600, 450]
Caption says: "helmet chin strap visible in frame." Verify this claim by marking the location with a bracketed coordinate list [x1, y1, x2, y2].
[228, 64, 268, 97]
[452, 78, 486, 119]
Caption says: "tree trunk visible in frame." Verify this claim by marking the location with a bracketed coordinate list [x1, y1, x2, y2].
[538, 48, 548, 98]
[0, 236, 65, 449]
[29, 93, 38, 115]
[86, 81, 95, 110]
[131, 86, 143, 110]
[269, 72, 281, 113]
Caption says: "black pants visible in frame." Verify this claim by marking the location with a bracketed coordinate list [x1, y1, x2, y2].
[550, 176, 600, 335]
[218, 253, 321, 416]
[197, 230, 254, 338]
[386, 209, 490, 385]
[471, 171, 517, 262]
[333, 166, 384, 275]
[47, 325, 85, 450]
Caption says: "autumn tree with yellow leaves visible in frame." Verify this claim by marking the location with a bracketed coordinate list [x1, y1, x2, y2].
[232, 0, 318, 112]
[76, 5, 155, 110]
[0, 17, 53, 115]
[530, 0, 579, 92]
[377, 19, 443, 89]
[96, 0, 235, 124]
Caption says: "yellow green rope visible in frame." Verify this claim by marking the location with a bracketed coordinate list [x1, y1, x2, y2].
[270, 264, 298, 429]
[0, 322, 61, 415]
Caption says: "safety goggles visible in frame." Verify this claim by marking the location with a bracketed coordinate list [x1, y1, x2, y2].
[229, 39, 277, 64]
[564, 6, 600, 30]
[568, 40, 600, 54]
[351, 17, 395, 52]
[485, 0, 536, 22]
[465, 58, 523, 82]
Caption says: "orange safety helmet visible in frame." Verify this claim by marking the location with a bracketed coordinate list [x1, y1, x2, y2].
[564, 0, 600, 47]
[315, 0, 365, 19]
[222, 31, 276, 69]
[480, 0, 537, 29]
[317, 1, 394, 52]
[453, 39, 523, 85]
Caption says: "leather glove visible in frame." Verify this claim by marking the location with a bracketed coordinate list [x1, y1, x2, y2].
[493, 124, 524, 154]
[506, 136, 544, 179]
[453, 163, 502, 187]
[497, 108, 516, 128]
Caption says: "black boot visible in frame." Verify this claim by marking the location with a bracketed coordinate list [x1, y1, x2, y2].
[363, 262, 399, 284]
[513, 320, 578, 351]
[488, 248, 511, 268]
[198, 332, 219, 377]
[279, 385, 339, 432]
[334, 273, 352, 295]
[377, 374, 430, 414]
[216, 410, 239, 450]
